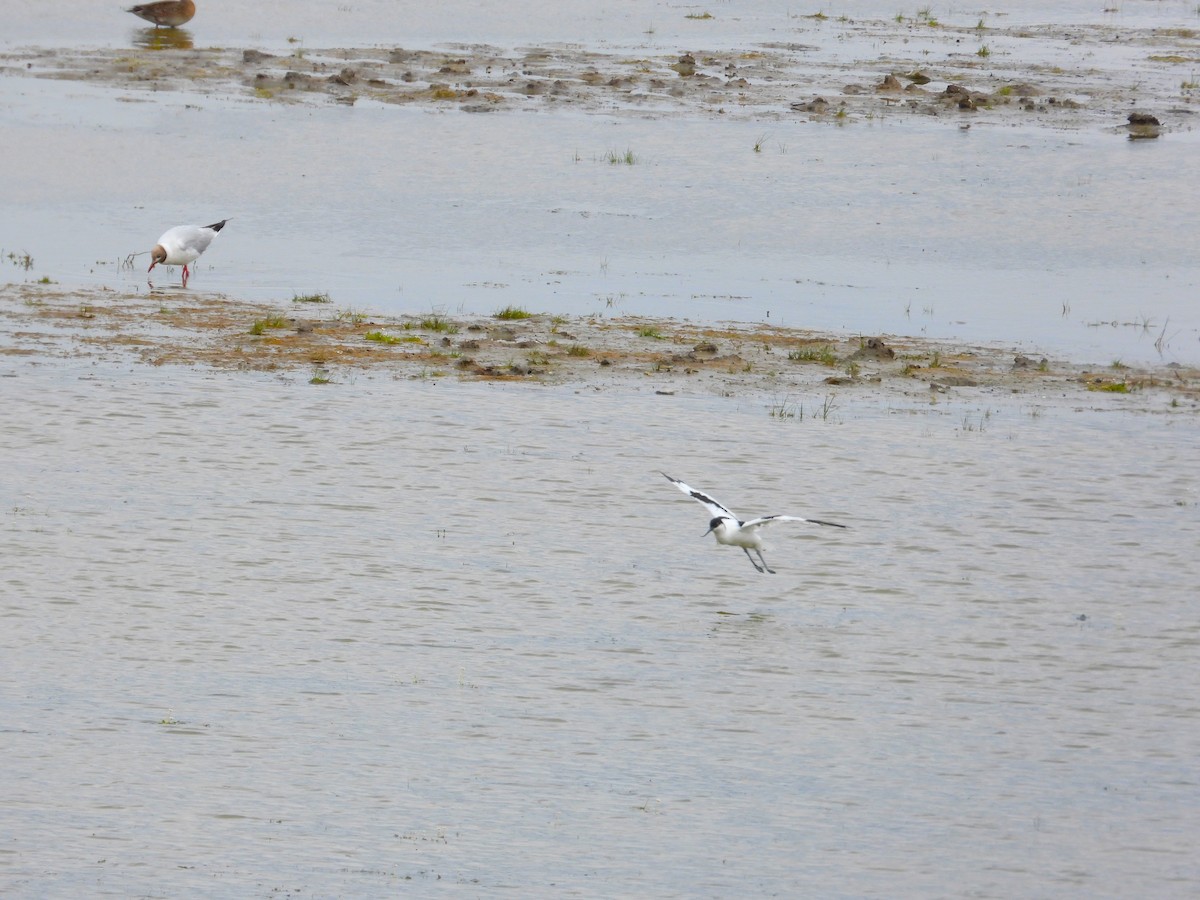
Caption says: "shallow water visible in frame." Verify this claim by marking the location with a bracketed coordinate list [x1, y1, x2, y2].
[1, 74, 1197, 367]
[2, 354, 1198, 896]
[4, 0, 1199, 48]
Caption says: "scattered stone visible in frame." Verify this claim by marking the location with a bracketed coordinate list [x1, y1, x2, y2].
[791, 97, 829, 112]
[242, 49, 274, 64]
[672, 53, 696, 77]
[693, 341, 719, 354]
[1013, 354, 1048, 370]
[852, 337, 895, 361]
[932, 375, 979, 388]
[905, 71, 932, 85]
[877, 73, 902, 92]
[1126, 111, 1162, 139]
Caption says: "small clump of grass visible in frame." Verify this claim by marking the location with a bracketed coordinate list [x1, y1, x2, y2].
[788, 344, 838, 366]
[364, 330, 400, 344]
[685, 11, 714, 19]
[6, 250, 34, 270]
[249, 315, 289, 335]
[604, 148, 638, 165]
[567, 344, 591, 357]
[420, 315, 459, 334]
[309, 369, 332, 385]
[292, 292, 332, 304]
[1092, 381, 1130, 393]
[365, 330, 422, 345]
[637, 326, 665, 339]
[977, 44, 991, 58]
[494, 305, 533, 320]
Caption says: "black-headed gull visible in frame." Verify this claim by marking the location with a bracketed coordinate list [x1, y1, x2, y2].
[127, 0, 196, 28]
[662, 472, 846, 574]
[148, 219, 227, 286]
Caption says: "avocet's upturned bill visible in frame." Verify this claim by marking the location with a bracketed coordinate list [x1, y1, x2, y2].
[662, 472, 846, 574]
[147, 219, 227, 286]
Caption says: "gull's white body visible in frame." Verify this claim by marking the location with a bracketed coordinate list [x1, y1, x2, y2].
[662, 472, 845, 574]
[148, 219, 227, 285]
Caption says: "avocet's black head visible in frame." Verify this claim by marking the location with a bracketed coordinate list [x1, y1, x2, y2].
[704, 516, 727, 536]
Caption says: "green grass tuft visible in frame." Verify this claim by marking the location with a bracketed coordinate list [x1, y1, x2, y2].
[494, 305, 533, 320]
[249, 315, 289, 335]
[788, 344, 838, 366]
[420, 315, 459, 333]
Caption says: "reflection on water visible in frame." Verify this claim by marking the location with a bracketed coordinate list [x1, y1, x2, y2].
[1, 354, 1197, 895]
[131, 27, 193, 51]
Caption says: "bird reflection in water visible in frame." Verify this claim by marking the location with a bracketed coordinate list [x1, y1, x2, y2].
[131, 27, 193, 50]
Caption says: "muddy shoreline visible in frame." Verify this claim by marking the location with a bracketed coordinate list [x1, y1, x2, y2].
[3, 284, 1196, 412]
[3, 15, 1198, 133]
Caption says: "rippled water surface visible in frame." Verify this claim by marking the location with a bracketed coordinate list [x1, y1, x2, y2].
[2, 356, 1198, 896]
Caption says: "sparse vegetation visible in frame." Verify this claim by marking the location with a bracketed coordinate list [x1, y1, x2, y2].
[420, 314, 458, 333]
[769, 395, 800, 419]
[604, 148, 638, 165]
[365, 330, 421, 344]
[788, 344, 838, 366]
[249, 315, 289, 335]
[292, 292, 331, 304]
[494, 305, 533, 320]
[6, 250, 33, 270]
[637, 326, 665, 339]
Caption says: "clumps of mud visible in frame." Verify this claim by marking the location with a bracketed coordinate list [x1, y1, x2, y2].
[3, 16, 1197, 131]
[3, 284, 1197, 408]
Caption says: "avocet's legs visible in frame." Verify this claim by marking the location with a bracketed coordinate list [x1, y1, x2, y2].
[755, 549, 775, 574]
[743, 547, 768, 574]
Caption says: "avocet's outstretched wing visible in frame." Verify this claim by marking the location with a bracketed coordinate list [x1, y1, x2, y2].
[662, 473, 738, 521]
[741, 514, 847, 532]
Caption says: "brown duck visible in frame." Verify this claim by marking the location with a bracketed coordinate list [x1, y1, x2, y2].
[127, 0, 196, 28]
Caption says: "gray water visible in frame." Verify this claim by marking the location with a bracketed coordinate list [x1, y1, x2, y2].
[2, 355, 1198, 896]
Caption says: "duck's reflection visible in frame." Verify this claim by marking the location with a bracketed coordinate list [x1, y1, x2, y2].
[131, 27, 194, 51]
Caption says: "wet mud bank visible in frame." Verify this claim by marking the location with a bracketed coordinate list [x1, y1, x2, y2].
[3, 284, 1197, 412]
[3, 14, 1198, 133]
